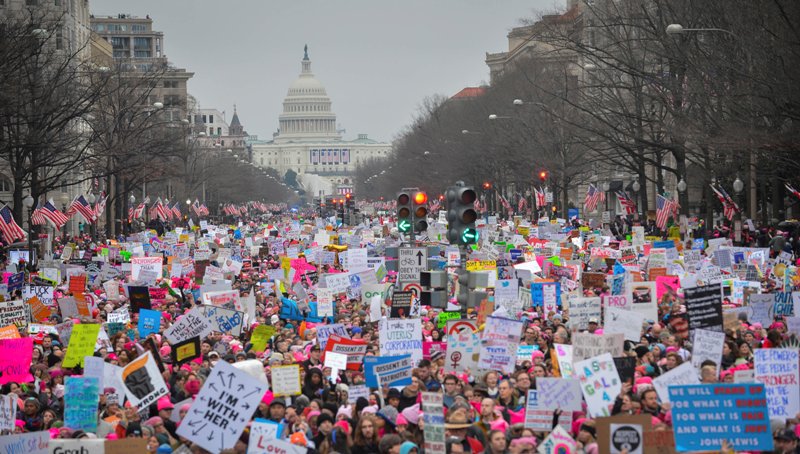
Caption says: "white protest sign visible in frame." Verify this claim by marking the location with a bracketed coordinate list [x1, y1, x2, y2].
[346, 248, 368, 273]
[102, 280, 120, 302]
[83, 356, 106, 390]
[572, 332, 624, 362]
[248, 419, 307, 454]
[754, 348, 800, 420]
[271, 364, 301, 397]
[652, 362, 700, 403]
[164, 307, 213, 344]
[379, 318, 422, 364]
[325, 351, 348, 370]
[0, 395, 15, 432]
[107, 307, 130, 324]
[604, 307, 645, 342]
[691, 329, 726, 371]
[130, 257, 162, 282]
[316, 288, 334, 318]
[536, 377, 583, 412]
[444, 330, 478, 375]
[323, 273, 350, 293]
[117, 351, 168, 409]
[478, 316, 524, 374]
[0, 431, 49, 454]
[569, 297, 601, 330]
[177, 360, 267, 453]
[524, 390, 573, 431]
[574, 353, 621, 418]
[315, 323, 349, 350]
[537, 426, 577, 454]
[554, 343, 574, 378]
[48, 439, 105, 454]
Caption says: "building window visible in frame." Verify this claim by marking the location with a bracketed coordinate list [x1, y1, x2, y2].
[209, 115, 213, 124]
[202, 115, 207, 123]
[55, 25, 63, 50]
[163, 95, 182, 107]
[209, 127, 213, 136]
[132, 24, 146, 32]
[26, 0, 37, 5]
[217, 128, 222, 136]
[163, 80, 178, 88]
[0, 178, 12, 192]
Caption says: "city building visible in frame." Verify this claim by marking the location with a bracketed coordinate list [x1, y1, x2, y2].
[90, 14, 193, 122]
[250, 46, 391, 197]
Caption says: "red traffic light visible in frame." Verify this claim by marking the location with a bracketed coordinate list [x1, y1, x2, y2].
[482, 182, 492, 190]
[539, 171, 548, 181]
[345, 193, 352, 200]
[414, 192, 428, 205]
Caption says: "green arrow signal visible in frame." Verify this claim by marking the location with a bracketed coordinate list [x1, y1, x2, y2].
[398, 219, 411, 233]
[461, 228, 478, 244]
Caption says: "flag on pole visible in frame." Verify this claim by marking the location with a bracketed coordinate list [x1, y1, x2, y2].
[31, 201, 47, 226]
[133, 203, 145, 220]
[37, 199, 69, 229]
[786, 183, 800, 201]
[655, 194, 676, 230]
[171, 202, 181, 218]
[0, 205, 26, 243]
[94, 192, 108, 219]
[616, 191, 637, 215]
[66, 195, 97, 222]
[192, 200, 202, 217]
[535, 188, 546, 207]
[583, 184, 602, 213]
[710, 184, 737, 221]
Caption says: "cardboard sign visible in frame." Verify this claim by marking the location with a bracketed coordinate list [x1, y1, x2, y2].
[131, 256, 162, 281]
[569, 297, 601, 330]
[478, 316, 524, 374]
[117, 351, 168, 409]
[176, 360, 267, 453]
[690, 329, 725, 371]
[595, 414, 651, 454]
[202, 306, 244, 336]
[574, 353, 621, 418]
[0, 300, 28, 328]
[250, 325, 275, 353]
[524, 390, 573, 431]
[652, 362, 700, 403]
[538, 426, 577, 454]
[324, 335, 368, 370]
[444, 330, 478, 375]
[421, 392, 446, 454]
[573, 332, 624, 362]
[604, 307, 645, 342]
[536, 377, 583, 412]
[669, 384, 772, 452]
[684, 283, 723, 332]
[271, 364, 301, 397]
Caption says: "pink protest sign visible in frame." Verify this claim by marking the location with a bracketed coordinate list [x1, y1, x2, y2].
[0, 338, 33, 384]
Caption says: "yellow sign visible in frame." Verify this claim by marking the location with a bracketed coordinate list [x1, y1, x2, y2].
[251, 325, 276, 352]
[62, 324, 101, 368]
[466, 260, 497, 271]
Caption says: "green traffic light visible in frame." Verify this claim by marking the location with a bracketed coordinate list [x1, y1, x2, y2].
[461, 227, 478, 244]
[399, 219, 411, 233]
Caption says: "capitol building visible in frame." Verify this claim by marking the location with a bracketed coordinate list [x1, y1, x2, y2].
[250, 47, 392, 196]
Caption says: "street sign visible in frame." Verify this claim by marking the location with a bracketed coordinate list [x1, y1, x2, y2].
[398, 247, 426, 283]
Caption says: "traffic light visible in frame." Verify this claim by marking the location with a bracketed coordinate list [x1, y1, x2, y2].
[396, 191, 412, 233]
[482, 182, 492, 191]
[445, 185, 479, 245]
[455, 268, 489, 308]
[345, 193, 355, 210]
[539, 170, 548, 182]
[413, 191, 428, 232]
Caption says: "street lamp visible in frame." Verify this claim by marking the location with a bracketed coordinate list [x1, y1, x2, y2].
[631, 178, 641, 193]
[733, 176, 744, 194]
[665, 23, 736, 37]
[22, 195, 34, 270]
[60, 192, 71, 239]
[186, 198, 191, 205]
[677, 178, 687, 193]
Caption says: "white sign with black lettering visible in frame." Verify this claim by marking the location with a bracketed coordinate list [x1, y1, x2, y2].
[398, 247, 426, 283]
[177, 360, 267, 453]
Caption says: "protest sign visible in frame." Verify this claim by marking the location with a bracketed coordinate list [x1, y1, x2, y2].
[749, 293, 795, 326]
[0, 300, 28, 328]
[271, 364, 301, 397]
[569, 297, 601, 330]
[202, 290, 242, 312]
[127, 286, 151, 313]
[613, 356, 637, 385]
[444, 329, 478, 375]
[137, 309, 161, 338]
[103, 280, 120, 302]
[690, 329, 726, 370]
[537, 426, 576, 454]
[0, 324, 19, 340]
[531, 282, 561, 314]
[595, 414, 651, 454]
[628, 282, 658, 321]
[316, 288, 334, 317]
[478, 316, 524, 373]
[0, 394, 15, 432]
[0, 429, 49, 454]
[364, 355, 413, 388]
[65, 376, 100, 433]
[604, 307, 645, 341]
[524, 390, 573, 431]
[324, 335, 367, 370]
[24, 285, 55, 307]
[574, 353, 621, 417]
[669, 384, 772, 452]
[172, 337, 201, 365]
[374, 355, 414, 387]
[754, 348, 800, 419]
[536, 377, 583, 412]
[554, 343, 574, 378]
[421, 392, 446, 454]
[390, 291, 413, 318]
[572, 332, 624, 362]
[684, 283, 723, 332]
[248, 419, 305, 454]
[26, 296, 50, 323]
[62, 324, 100, 368]
[107, 307, 130, 324]
[201, 305, 244, 336]
[316, 323, 348, 350]
[117, 351, 168, 409]
[602, 293, 633, 311]
[164, 307, 213, 344]
[250, 325, 275, 353]
[652, 362, 700, 403]
[177, 360, 267, 453]
[84, 356, 106, 390]
[379, 318, 422, 364]
[131, 256, 162, 281]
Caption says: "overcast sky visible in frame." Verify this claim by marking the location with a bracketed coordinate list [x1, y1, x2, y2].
[94, 0, 561, 142]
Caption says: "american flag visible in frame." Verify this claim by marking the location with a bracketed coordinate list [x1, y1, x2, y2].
[0, 205, 26, 243]
[616, 191, 637, 215]
[154, 198, 169, 221]
[171, 202, 182, 218]
[36, 199, 69, 229]
[31, 201, 47, 226]
[710, 184, 739, 221]
[192, 200, 203, 217]
[535, 188, 547, 207]
[66, 195, 96, 222]
[94, 193, 108, 219]
[518, 195, 528, 213]
[584, 184, 602, 213]
[655, 194, 677, 230]
[133, 203, 146, 219]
